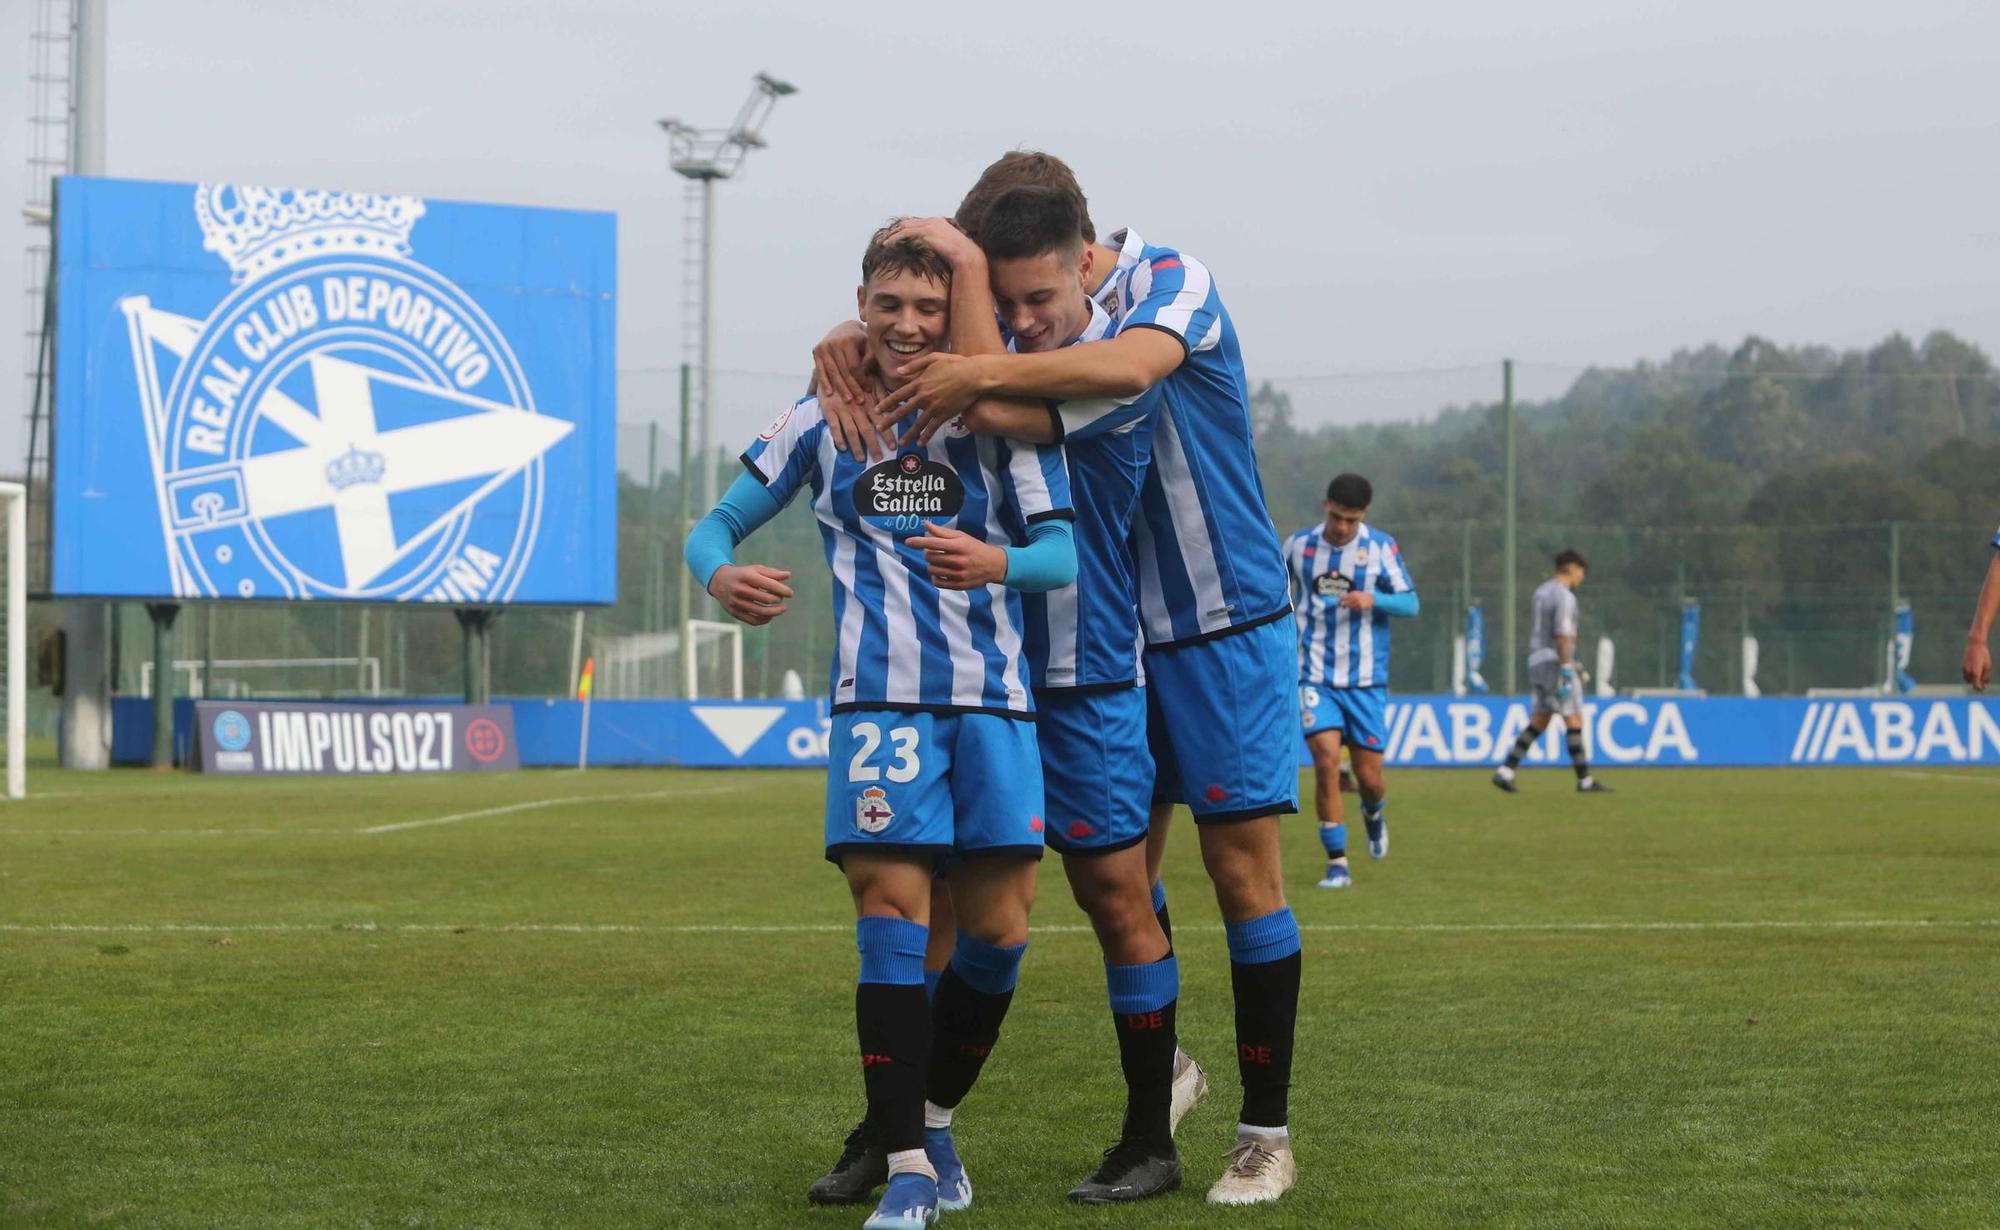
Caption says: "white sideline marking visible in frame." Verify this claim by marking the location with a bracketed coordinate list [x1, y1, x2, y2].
[4, 919, 1996, 937]
[358, 785, 743, 834]
[3, 828, 350, 837]
[1890, 770, 2000, 787]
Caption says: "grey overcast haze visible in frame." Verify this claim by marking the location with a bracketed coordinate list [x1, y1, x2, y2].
[6, 0, 2000, 466]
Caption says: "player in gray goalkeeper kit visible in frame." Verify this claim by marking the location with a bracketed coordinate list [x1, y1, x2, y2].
[1493, 549, 1609, 793]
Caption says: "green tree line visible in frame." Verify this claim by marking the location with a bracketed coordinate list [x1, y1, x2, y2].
[68, 330, 2000, 715]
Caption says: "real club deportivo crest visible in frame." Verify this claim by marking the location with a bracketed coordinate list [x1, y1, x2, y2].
[118, 184, 573, 601]
[856, 785, 894, 834]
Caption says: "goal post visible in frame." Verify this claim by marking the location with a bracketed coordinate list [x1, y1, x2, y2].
[683, 619, 743, 700]
[1, 481, 25, 799]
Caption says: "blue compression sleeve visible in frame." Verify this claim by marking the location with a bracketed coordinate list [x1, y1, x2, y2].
[1002, 519, 1077, 592]
[684, 470, 784, 590]
[1374, 590, 1420, 618]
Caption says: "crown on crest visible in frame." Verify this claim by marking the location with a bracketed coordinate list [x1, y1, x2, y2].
[195, 184, 425, 281]
[324, 445, 388, 491]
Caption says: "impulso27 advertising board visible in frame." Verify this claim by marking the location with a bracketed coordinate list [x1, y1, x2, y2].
[196, 701, 519, 775]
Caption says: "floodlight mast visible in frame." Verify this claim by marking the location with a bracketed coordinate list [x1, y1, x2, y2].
[658, 71, 796, 516]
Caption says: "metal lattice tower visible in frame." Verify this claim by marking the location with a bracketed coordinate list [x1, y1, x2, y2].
[679, 176, 708, 488]
[658, 71, 796, 512]
[22, 0, 81, 583]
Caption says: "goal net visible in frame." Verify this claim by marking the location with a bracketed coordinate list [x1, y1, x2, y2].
[0, 482, 25, 799]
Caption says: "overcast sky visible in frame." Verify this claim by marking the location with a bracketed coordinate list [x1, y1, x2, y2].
[5, 0, 1999, 467]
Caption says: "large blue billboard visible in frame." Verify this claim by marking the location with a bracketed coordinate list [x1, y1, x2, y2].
[51, 176, 616, 604]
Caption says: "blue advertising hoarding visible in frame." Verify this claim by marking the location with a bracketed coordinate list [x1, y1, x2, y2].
[115, 696, 2000, 771]
[52, 176, 616, 604]
[505, 695, 1999, 770]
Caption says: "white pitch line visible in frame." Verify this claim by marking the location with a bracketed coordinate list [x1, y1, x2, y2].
[1890, 770, 2000, 787]
[4, 919, 1996, 937]
[358, 785, 743, 834]
[2, 828, 351, 837]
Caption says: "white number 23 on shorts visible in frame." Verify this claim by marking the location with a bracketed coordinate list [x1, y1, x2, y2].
[847, 722, 921, 784]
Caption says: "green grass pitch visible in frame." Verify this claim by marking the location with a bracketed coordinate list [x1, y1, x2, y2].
[3, 763, 1997, 1227]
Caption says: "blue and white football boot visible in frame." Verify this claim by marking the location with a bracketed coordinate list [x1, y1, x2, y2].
[925, 1127, 972, 1212]
[863, 1173, 939, 1229]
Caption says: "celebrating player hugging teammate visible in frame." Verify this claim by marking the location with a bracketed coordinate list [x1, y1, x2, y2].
[684, 224, 1078, 1230]
[800, 150, 1306, 1211]
[1284, 473, 1420, 889]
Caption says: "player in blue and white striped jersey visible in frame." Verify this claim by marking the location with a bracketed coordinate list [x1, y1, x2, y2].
[1961, 522, 2000, 690]
[686, 226, 1076, 1230]
[811, 189, 1187, 1206]
[871, 153, 1303, 1209]
[930, 189, 1187, 1202]
[1284, 473, 1420, 889]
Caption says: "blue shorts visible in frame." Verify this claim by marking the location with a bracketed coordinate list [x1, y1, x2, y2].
[825, 710, 1047, 866]
[1038, 685, 1154, 856]
[1300, 684, 1388, 753]
[1145, 616, 1301, 824]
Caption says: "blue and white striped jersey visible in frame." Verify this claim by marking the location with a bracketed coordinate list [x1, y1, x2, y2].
[741, 397, 1073, 717]
[1019, 298, 1158, 692]
[1065, 228, 1290, 648]
[1284, 523, 1417, 689]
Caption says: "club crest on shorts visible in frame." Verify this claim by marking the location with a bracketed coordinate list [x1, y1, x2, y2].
[117, 184, 572, 601]
[856, 785, 894, 834]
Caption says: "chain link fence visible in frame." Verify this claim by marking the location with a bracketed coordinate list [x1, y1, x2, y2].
[15, 355, 2000, 732]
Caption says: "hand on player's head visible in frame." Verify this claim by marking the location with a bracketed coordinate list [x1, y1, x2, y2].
[883, 217, 981, 269]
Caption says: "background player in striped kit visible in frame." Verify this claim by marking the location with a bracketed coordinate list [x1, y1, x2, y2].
[1493, 549, 1612, 794]
[1283, 473, 1420, 889]
[868, 153, 1306, 1208]
[1962, 522, 2000, 690]
[686, 226, 1077, 1230]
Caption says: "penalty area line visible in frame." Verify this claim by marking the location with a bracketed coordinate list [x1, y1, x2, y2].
[4, 919, 1997, 937]
[1889, 770, 2000, 787]
[358, 785, 745, 834]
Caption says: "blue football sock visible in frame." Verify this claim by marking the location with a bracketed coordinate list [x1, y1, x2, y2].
[1319, 822, 1347, 860]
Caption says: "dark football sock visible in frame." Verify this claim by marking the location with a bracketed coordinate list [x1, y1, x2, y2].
[925, 933, 1025, 1110]
[1107, 955, 1180, 1149]
[1225, 907, 1302, 1131]
[1567, 728, 1590, 780]
[1502, 728, 1537, 770]
[855, 915, 930, 1154]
